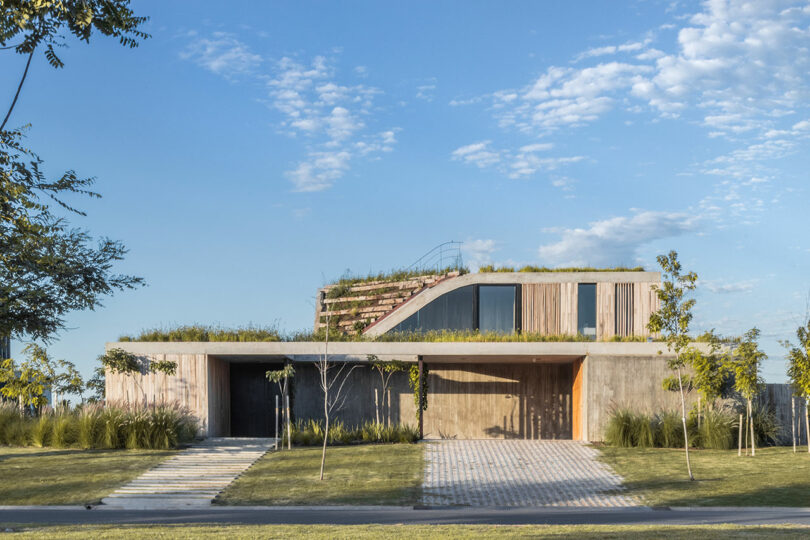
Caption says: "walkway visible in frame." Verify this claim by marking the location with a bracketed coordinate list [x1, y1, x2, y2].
[421, 440, 639, 507]
[101, 438, 276, 509]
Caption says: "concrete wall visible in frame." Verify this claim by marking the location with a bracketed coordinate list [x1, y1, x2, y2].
[292, 363, 418, 427]
[583, 354, 700, 441]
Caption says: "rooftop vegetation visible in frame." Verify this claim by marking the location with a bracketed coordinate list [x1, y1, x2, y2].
[324, 266, 467, 299]
[478, 264, 646, 273]
[118, 325, 282, 343]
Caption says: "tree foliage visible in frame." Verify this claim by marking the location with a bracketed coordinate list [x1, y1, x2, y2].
[98, 348, 176, 377]
[784, 319, 810, 399]
[0, 343, 54, 410]
[731, 328, 766, 401]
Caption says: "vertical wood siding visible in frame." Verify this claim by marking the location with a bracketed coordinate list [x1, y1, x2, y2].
[571, 358, 583, 440]
[560, 282, 578, 335]
[596, 283, 615, 340]
[105, 354, 210, 436]
[614, 283, 634, 337]
[207, 356, 231, 437]
[632, 282, 660, 337]
[521, 283, 561, 334]
[423, 363, 573, 439]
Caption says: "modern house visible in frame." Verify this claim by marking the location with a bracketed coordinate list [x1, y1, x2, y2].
[106, 269, 711, 441]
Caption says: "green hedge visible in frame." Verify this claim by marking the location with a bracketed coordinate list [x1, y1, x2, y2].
[0, 402, 198, 450]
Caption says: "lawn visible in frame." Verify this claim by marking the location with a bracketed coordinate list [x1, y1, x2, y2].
[0, 447, 174, 506]
[1, 524, 809, 539]
[215, 444, 423, 506]
[599, 445, 810, 507]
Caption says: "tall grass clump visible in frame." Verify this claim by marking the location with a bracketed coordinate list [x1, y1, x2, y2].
[604, 409, 637, 447]
[31, 414, 52, 447]
[283, 419, 419, 446]
[50, 410, 78, 448]
[697, 409, 736, 450]
[654, 410, 683, 448]
[77, 405, 103, 449]
[751, 402, 783, 446]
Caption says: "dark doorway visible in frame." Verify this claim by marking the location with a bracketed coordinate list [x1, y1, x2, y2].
[230, 362, 285, 437]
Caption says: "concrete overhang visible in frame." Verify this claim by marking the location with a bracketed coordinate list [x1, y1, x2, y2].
[106, 340, 708, 363]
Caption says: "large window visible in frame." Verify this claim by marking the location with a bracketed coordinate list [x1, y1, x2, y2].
[577, 283, 596, 339]
[392, 285, 475, 333]
[478, 285, 516, 333]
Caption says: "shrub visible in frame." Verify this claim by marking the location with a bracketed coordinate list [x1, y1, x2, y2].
[77, 405, 103, 449]
[604, 409, 637, 447]
[284, 419, 418, 446]
[50, 411, 78, 448]
[751, 402, 783, 446]
[698, 409, 736, 450]
[654, 410, 683, 448]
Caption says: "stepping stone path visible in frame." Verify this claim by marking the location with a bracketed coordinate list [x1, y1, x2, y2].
[422, 440, 640, 507]
[101, 438, 276, 509]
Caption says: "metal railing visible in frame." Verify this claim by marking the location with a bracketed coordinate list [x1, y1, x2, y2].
[407, 241, 464, 274]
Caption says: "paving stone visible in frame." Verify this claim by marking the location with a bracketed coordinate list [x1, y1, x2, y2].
[421, 440, 640, 507]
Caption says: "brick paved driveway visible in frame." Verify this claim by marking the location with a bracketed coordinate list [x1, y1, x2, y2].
[422, 440, 640, 507]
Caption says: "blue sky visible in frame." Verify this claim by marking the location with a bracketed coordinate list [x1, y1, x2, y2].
[4, 0, 810, 383]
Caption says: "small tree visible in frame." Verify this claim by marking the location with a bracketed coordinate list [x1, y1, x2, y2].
[53, 359, 85, 406]
[86, 366, 106, 403]
[266, 363, 295, 448]
[98, 348, 176, 405]
[647, 250, 697, 480]
[731, 328, 765, 456]
[0, 344, 55, 414]
[683, 331, 733, 413]
[784, 318, 810, 454]
[368, 355, 407, 426]
[316, 313, 358, 480]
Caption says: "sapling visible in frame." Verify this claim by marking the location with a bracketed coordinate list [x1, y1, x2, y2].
[783, 318, 810, 454]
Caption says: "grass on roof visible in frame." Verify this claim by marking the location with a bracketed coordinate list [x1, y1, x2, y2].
[478, 264, 646, 273]
[325, 266, 467, 295]
[118, 324, 281, 342]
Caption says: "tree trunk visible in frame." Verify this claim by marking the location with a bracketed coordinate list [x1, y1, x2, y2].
[749, 399, 755, 457]
[676, 366, 694, 480]
[744, 403, 750, 456]
[387, 388, 391, 427]
[790, 396, 796, 452]
[697, 395, 701, 430]
[806, 400, 810, 454]
[374, 388, 379, 424]
[320, 390, 329, 481]
[738, 413, 743, 457]
[275, 394, 279, 449]
[286, 394, 292, 450]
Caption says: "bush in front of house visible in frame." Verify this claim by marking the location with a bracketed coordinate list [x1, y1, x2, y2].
[282, 419, 419, 446]
[605, 405, 783, 449]
[0, 402, 198, 450]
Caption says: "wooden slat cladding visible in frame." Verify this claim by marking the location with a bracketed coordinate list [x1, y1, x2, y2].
[632, 282, 660, 337]
[207, 356, 231, 437]
[521, 283, 561, 334]
[105, 354, 210, 436]
[614, 283, 634, 337]
[560, 282, 578, 335]
[596, 283, 615, 340]
[423, 363, 573, 439]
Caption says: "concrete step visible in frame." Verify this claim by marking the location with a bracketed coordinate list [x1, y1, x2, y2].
[102, 437, 276, 509]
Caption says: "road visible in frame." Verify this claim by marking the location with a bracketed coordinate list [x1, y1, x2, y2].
[1, 506, 810, 527]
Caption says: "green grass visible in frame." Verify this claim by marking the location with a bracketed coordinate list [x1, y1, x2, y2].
[599, 445, 810, 507]
[215, 444, 423, 506]
[0, 447, 174, 505]
[118, 324, 281, 342]
[1, 524, 809, 539]
[478, 264, 645, 273]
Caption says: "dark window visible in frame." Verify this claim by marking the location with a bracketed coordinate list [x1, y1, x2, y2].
[392, 285, 475, 332]
[577, 283, 597, 339]
[478, 285, 516, 333]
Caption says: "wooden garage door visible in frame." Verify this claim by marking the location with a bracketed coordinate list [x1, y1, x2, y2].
[423, 363, 573, 440]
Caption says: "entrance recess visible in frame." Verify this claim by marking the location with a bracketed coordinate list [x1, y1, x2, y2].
[229, 362, 284, 437]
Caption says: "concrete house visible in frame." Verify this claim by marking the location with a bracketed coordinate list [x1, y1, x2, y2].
[106, 269, 704, 441]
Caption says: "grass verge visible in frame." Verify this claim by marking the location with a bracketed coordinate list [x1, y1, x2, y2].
[0, 447, 174, 505]
[215, 444, 423, 506]
[599, 445, 810, 507]
[1, 524, 809, 539]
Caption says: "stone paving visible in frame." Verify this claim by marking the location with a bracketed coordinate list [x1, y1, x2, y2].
[421, 440, 640, 507]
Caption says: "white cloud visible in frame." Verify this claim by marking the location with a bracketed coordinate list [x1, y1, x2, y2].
[451, 141, 501, 168]
[702, 279, 757, 294]
[462, 239, 498, 269]
[180, 32, 262, 78]
[416, 84, 436, 102]
[538, 211, 698, 267]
